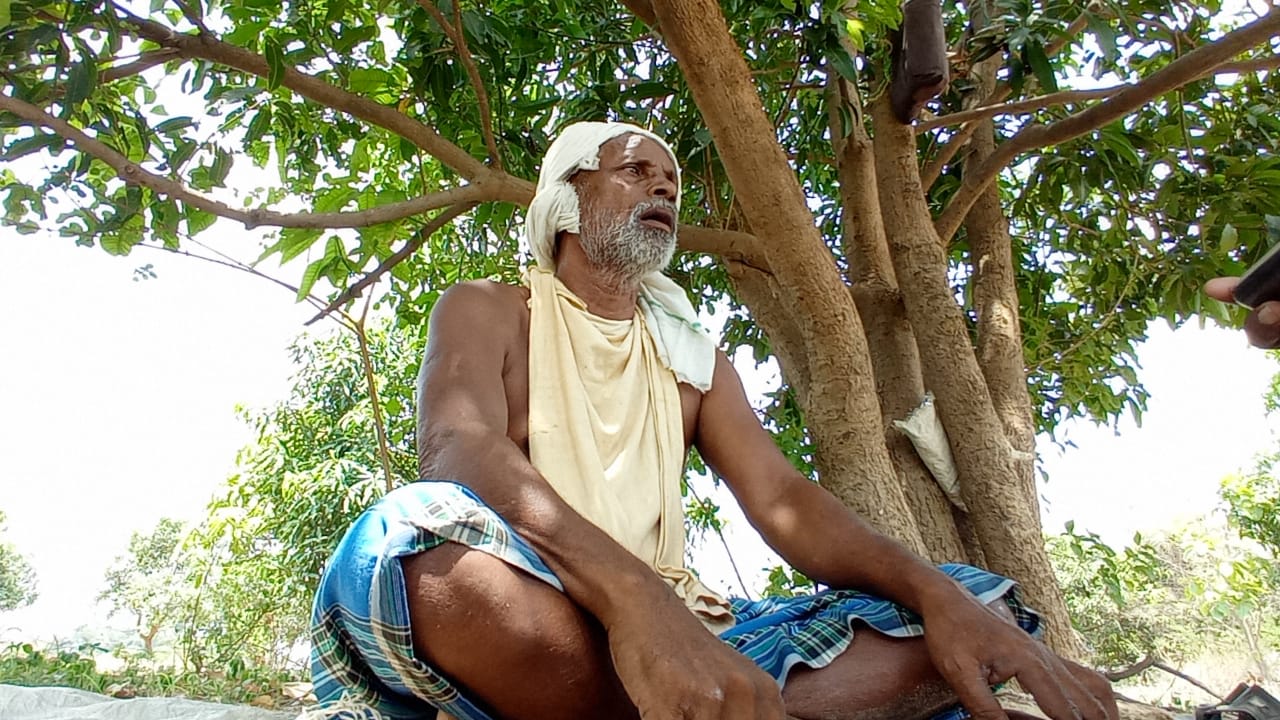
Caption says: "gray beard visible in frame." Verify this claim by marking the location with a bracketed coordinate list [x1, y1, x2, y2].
[577, 200, 677, 292]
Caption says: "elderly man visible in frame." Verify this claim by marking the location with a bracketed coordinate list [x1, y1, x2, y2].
[309, 122, 1117, 720]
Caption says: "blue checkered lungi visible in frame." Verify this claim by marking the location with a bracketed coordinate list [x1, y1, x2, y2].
[310, 481, 1041, 720]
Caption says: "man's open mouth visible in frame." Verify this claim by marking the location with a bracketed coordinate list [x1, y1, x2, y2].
[637, 205, 676, 233]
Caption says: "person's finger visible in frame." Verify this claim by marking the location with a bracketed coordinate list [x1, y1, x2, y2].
[943, 664, 1011, 720]
[1066, 663, 1119, 720]
[1245, 302, 1280, 348]
[1205, 276, 1241, 303]
[1052, 662, 1111, 720]
[1007, 656, 1084, 720]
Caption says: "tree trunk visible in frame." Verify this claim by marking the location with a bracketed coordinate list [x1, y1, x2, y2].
[826, 76, 967, 563]
[869, 94, 1079, 657]
[652, 0, 927, 554]
[964, 52, 1041, 521]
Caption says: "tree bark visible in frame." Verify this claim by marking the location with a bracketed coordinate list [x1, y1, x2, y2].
[870, 94, 1079, 657]
[827, 78, 967, 563]
[651, 0, 926, 554]
[966, 129, 1039, 513]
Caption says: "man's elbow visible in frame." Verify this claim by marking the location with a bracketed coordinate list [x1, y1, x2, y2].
[416, 422, 487, 479]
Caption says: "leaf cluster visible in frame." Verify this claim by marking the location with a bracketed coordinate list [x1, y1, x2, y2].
[0, 510, 37, 612]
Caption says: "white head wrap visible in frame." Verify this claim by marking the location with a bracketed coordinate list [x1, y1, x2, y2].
[525, 121, 716, 391]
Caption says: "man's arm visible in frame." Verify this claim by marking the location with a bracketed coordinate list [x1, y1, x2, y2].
[416, 283, 785, 720]
[694, 351, 1116, 720]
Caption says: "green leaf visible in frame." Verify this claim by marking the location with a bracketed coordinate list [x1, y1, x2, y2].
[155, 117, 197, 135]
[0, 0, 11, 28]
[168, 140, 198, 172]
[65, 56, 97, 106]
[2, 133, 63, 161]
[275, 227, 323, 263]
[1086, 13, 1116, 60]
[184, 206, 216, 234]
[208, 147, 232, 186]
[824, 41, 859, 84]
[1023, 41, 1057, 93]
[1221, 223, 1239, 250]
[100, 233, 135, 256]
[264, 36, 285, 90]
[297, 257, 326, 299]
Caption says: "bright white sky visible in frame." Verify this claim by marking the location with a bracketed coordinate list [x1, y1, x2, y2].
[2, 224, 1277, 642]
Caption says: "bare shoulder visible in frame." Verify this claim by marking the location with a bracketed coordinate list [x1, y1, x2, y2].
[433, 279, 529, 320]
[429, 279, 530, 346]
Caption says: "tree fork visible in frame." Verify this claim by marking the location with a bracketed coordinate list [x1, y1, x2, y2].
[870, 94, 1080, 657]
[648, 0, 922, 553]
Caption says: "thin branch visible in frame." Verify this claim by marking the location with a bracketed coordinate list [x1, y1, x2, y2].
[1107, 655, 1223, 701]
[171, 0, 210, 35]
[1216, 55, 1280, 75]
[1152, 661, 1223, 701]
[920, 120, 978, 189]
[417, 0, 502, 170]
[0, 92, 509, 230]
[1046, 10, 1093, 58]
[685, 480, 752, 600]
[934, 9, 1280, 244]
[677, 225, 770, 273]
[109, 4, 506, 187]
[101, 48, 181, 83]
[348, 310, 398, 494]
[133, 242, 328, 312]
[916, 87, 1118, 132]
[306, 203, 476, 325]
[918, 52, 1280, 134]
[1104, 654, 1156, 682]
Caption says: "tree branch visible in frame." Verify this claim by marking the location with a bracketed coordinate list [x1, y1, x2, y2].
[934, 9, 1280, 244]
[918, 52, 1280, 134]
[306, 203, 476, 325]
[920, 8, 1092, 188]
[417, 0, 503, 170]
[916, 87, 1118, 132]
[110, 4, 503, 186]
[0, 92, 514, 231]
[101, 49, 181, 84]
[134, 240, 328, 313]
[1216, 55, 1280, 75]
[677, 225, 769, 272]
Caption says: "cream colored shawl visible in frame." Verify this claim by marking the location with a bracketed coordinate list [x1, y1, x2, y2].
[526, 268, 734, 632]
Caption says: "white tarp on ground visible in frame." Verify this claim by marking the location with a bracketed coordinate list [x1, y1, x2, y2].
[0, 684, 297, 720]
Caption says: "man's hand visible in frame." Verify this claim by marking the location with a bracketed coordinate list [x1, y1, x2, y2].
[606, 598, 787, 720]
[921, 589, 1118, 720]
[1205, 276, 1280, 348]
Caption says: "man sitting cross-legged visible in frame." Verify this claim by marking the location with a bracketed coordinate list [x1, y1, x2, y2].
[308, 121, 1118, 720]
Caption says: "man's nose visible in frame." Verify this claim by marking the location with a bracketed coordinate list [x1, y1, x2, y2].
[649, 175, 676, 200]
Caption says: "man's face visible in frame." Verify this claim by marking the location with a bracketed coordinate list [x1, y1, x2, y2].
[573, 134, 679, 286]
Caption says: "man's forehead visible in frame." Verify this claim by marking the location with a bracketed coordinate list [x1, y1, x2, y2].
[599, 134, 676, 171]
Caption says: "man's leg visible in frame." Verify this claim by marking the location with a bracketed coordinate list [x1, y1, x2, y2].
[781, 629, 954, 720]
[404, 542, 639, 720]
[780, 600, 1113, 720]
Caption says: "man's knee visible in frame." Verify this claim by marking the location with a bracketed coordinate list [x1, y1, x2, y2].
[402, 543, 634, 720]
[403, 542, 590, 654]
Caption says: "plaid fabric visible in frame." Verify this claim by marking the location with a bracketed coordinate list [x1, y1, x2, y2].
[310, 481, 1041, 720]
